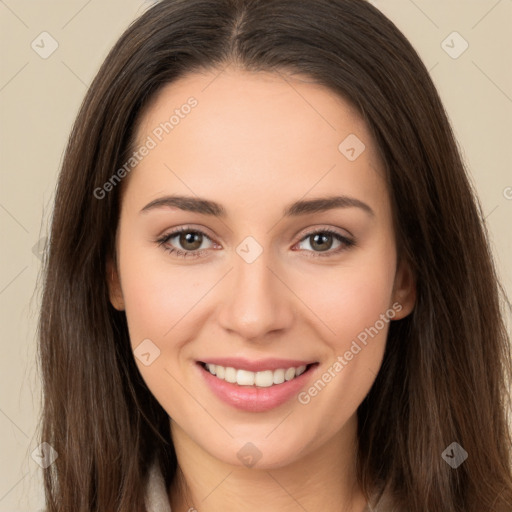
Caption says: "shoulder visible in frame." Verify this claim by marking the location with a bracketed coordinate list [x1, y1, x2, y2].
[145, 461, 173, 512]
[366, 484, 399, 512]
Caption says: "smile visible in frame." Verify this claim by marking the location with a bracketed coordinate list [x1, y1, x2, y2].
[196, 359, 319, 412]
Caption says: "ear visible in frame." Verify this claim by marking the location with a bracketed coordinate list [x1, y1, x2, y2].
[391, 257, 416, 320]
[106, 257, 125, 311]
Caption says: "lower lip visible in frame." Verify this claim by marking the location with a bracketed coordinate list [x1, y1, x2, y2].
[196, 362, 319, 412]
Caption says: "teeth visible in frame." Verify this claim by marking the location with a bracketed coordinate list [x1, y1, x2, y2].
[224, 366, 237, 383]
[285, 367, 296, 381]
[204, 363, 308, 388]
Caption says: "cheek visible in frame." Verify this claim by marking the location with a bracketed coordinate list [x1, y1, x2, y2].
[117, 241, 207, 405]
[294, 270, 395, 436]
[119, 238, 207, 347]
[295, 248, 397, 346]
[292, 246, 397, 411]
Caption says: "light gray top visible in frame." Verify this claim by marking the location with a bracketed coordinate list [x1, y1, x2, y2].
[145, 461, 173, 511]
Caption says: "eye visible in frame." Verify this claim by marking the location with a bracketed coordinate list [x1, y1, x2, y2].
[156, 226, 355, 260]
[156, 226, 217, 259]
[294, 228, 355, 257]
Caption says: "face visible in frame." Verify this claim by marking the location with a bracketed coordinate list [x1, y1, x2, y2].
[108, 67, 415, 469]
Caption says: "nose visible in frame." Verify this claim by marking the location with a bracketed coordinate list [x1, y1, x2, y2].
[216, 250, 295, 342]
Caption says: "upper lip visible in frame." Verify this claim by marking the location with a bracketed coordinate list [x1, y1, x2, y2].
[198, 357, 317, 372]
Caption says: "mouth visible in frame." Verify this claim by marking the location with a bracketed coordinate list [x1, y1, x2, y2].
[197, 361, 319, 388]
[195, 359, 320, 412]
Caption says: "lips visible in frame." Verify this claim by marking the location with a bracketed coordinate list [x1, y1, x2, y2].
[195, 358, 320, 412]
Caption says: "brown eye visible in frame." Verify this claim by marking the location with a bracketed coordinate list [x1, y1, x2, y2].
[309, 233, 334, 252]
[178, 231, 203, 251]
[296, 228, 355, 257]
[156, 227, 215, 259]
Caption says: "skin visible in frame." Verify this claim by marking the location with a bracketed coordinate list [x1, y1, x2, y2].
[108, 65, 416, 512]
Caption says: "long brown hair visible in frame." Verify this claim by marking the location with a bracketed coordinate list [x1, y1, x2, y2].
[37, 0, 512, 510]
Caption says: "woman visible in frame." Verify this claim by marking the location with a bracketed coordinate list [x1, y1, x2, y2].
[37, 0, 512, 510]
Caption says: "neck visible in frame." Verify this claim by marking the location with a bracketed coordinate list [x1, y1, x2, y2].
[168, 414, 368, 512]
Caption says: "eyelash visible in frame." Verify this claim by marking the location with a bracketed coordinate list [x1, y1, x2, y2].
[155, 226, 356, 260]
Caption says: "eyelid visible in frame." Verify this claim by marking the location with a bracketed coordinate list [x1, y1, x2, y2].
[156, 223, 217, 241]
[294, 224, 354, 242]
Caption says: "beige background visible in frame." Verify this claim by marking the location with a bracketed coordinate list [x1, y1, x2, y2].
[0, 0, 511, 510]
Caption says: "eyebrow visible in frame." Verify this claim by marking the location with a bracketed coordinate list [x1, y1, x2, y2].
[140, 194, 375, 218]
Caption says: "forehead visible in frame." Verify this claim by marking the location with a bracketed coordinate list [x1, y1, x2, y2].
[135, 68, 369, 151]
[125, 68, 386, 215]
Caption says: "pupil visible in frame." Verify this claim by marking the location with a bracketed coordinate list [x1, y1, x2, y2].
[312, 233, 332, 251]
[181, 232, 202, 250]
